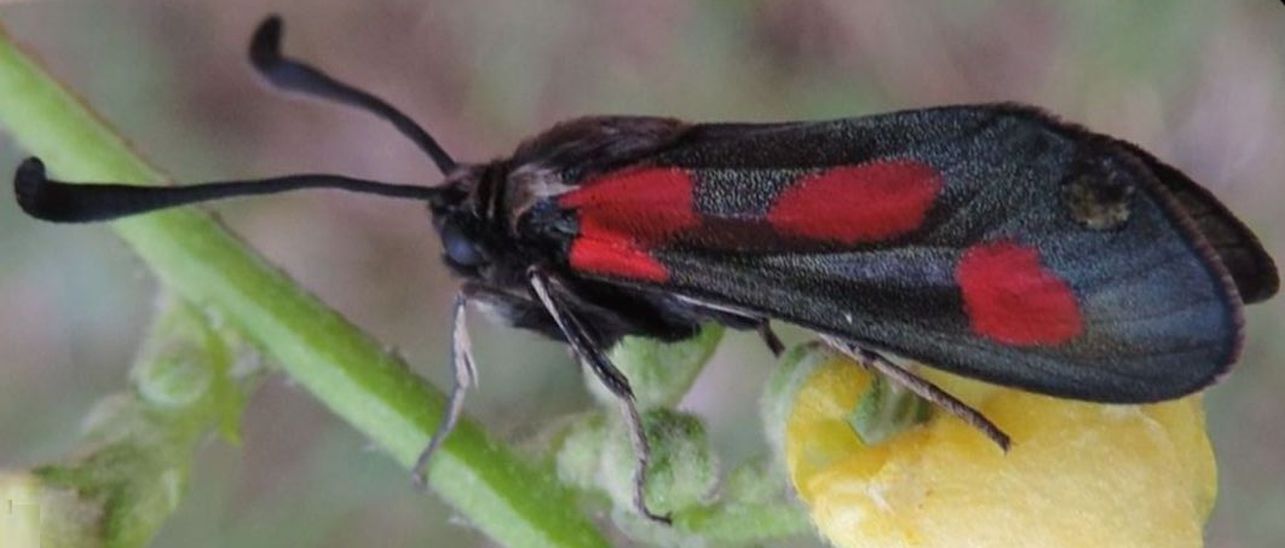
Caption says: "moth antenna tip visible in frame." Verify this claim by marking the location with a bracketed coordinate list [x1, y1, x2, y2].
[249, 15, 285, 70]
[13, 157, 49, 218]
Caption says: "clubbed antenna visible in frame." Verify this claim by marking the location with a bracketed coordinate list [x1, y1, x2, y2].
[249, 15, 458, 175]
[12, 15, 459, 224]
[14, 157, 442, 223]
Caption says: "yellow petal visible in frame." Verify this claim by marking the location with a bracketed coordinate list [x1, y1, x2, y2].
[786, 356, 1217, 548]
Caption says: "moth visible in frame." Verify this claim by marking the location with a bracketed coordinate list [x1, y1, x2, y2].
[14, 16, 1278, 523]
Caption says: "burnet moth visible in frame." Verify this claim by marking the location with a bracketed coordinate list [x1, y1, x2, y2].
[12, 16, 1279, 523]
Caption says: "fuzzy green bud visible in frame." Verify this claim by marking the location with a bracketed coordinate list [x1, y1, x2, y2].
[600, 409, 717, 517]
[587, 325, 723, 409]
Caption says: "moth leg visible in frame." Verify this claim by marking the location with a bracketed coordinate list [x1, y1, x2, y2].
[529, 267, 672, 525]
[757, 321, 785, 358]
[675, 294, 783, 356]
[822, 336, 1012, 451]
[411, 289, 479, 488]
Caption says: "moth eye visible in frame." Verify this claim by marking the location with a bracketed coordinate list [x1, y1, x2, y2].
[441, 221, 487, 267]
[1062, 165, 1135, 231]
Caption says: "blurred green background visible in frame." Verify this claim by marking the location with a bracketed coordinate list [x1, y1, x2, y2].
[0, 1, 1281, 546]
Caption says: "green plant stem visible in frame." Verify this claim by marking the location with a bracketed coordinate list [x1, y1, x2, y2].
[675, 501, 812, 543]
[0, 24, 606, 548]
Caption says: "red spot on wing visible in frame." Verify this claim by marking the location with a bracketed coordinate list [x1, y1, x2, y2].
[956, 242, 1083, 346]
[568, 236, 669, 282]
[560, 167, 698, 244]
[767, 161, 942, 244]
[559, 167, 697, 282]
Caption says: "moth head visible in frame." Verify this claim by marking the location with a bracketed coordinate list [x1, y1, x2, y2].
[426, 167, 498, 273]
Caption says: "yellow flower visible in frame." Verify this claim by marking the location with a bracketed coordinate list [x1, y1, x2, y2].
[779, 348, 1216, 547]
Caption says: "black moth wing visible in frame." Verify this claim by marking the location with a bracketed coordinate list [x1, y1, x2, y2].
[551, 104, 1275, 403]
[1111, 141, 1279, 305]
